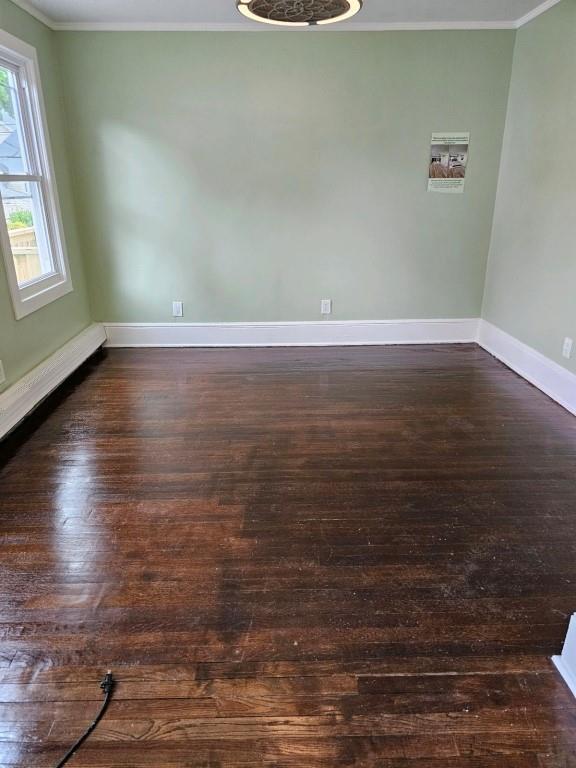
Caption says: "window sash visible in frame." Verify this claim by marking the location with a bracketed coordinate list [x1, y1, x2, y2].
[1, 178, 57, 288]
[0, 57, 38, 178]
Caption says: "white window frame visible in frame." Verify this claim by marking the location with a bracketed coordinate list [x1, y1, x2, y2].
[0, 29, 72, 319]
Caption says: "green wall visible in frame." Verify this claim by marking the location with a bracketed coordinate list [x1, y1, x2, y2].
[483, 0, 576, 374]
[57, 31, 514, 323]
[0, 17, 516, 396]
[6, 5, 572, 391]
[0, 0, 90, 391]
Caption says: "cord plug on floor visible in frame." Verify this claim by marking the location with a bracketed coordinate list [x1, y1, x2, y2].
[54, 670, 115, 768]
[100, 670, 114, 695]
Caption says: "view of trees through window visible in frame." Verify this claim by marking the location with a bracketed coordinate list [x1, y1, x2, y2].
[0, 63, 46, 286]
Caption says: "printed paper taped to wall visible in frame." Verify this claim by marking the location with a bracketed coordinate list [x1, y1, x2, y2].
[428, 132, 470, 194]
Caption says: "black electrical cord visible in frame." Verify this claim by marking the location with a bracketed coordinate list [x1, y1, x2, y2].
[54, 671, 115, 768]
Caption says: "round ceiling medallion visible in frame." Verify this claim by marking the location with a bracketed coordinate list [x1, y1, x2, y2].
[237, 0, 363, 26]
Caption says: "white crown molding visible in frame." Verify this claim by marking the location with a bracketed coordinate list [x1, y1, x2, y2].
[8, 0, 560, 32]
[8, 0, 54, 28]
[553, 615, 576, 700]
[103, 318, 480, 348]
[49, 20, 519, 31]
[478, 320, 576, 417]
[515, 0, 563, 27]
[0, 323, 106, 439]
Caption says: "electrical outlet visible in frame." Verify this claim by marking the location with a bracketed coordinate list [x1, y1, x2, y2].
[562, 337, 573, 359]
[320, 299, 332, 316]
[172, 301, 184, 318]
[0, 360, 5, 385]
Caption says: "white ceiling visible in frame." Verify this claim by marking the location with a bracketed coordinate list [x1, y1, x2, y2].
[12, 0, 561, 30]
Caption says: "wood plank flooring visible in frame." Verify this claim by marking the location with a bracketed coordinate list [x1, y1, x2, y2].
[1, 345, 576, 767]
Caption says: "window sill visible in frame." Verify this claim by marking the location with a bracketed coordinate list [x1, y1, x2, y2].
[13, 275, 74, 319]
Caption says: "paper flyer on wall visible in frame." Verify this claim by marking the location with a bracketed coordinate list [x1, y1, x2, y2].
[428, 132, 470, 193]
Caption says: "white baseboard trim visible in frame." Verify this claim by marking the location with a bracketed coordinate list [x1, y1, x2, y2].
[553, 615, 576, 699]
[0, 323, 107, 440]
[478, 320, 576, 417]
[103, 318, 480, 349]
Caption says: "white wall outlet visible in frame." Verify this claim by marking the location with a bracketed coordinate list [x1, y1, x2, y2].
[0, 360, 5, 385]
[562, 337, 573, 359]
[321, 299, 332, 316]
[172, 301, 184, 318]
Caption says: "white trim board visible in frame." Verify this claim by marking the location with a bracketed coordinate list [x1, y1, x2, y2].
[8, 0, 563, 31]
[105, 318, 576, 418]
[478, 320, 576, 417]
[2, 317, 572, 440]
[8, 0, 54, 28]
[103, 318, 479, 348]
[515, 0, 563, 27]
[46, 20, 518, 31]
[553, 615, 576, 700]
[0, 323, 106, 440]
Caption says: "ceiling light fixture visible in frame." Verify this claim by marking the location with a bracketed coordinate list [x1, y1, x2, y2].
[237, 0, 363, 27]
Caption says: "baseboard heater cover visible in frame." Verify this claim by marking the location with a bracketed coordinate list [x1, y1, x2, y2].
[0, 323, 107, 440]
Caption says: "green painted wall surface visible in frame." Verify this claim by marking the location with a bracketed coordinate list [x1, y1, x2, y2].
[483, 0, 576, 373]
[58, 31, 514, 323]
[0, 0, 90, 391]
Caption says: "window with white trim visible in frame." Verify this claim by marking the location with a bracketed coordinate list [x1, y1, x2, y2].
[0, 31, 71, 319]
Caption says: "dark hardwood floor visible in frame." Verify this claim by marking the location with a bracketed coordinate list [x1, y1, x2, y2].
[1, 344, 576, 767]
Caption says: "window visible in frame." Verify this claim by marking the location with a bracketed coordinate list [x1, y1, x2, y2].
[0, 30, 71, 319]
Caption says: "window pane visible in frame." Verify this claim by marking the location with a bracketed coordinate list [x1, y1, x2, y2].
[0, 64, 31, 176]
[1, 180, 54, 285]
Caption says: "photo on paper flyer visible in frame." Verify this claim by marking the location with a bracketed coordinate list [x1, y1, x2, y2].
[428, 132, 470, 194]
